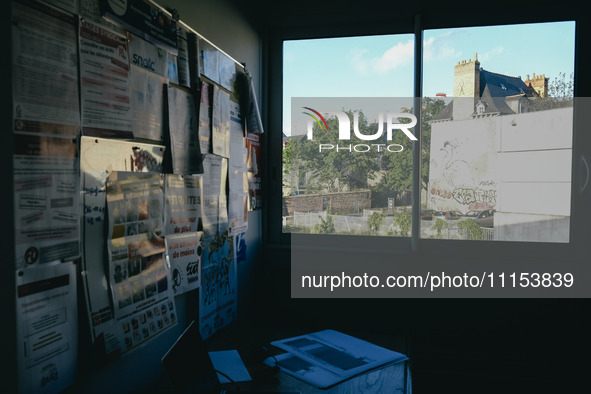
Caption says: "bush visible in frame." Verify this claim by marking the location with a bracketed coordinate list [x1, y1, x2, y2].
[457, 219, 484, 240]
[311, 215, 335, 234]
[394, 211, 411, 237]
[434, 218, 447, 238]
[367, 212, 385, 235]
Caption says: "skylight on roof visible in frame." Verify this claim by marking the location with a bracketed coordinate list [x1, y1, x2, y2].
[500, 83, 507, 90]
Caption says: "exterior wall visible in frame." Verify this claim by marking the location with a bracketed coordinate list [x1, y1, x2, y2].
[428, 115, 499, 213]
[428, 106, 573, 242]
[495, 107, 573, 241]
[283, 190, 372, 216]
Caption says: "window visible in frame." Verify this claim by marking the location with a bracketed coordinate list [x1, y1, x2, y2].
[422, 22, 575, 243]
[282, 34, 415, 237]
[268, 12, 587, 257]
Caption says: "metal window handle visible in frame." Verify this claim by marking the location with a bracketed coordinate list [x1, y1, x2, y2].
[580, 154, 590, 193]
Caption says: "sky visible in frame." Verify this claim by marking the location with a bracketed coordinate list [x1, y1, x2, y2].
[283, 21, 576, 135]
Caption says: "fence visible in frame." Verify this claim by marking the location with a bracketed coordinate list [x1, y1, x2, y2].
[286, 211, 496, 240]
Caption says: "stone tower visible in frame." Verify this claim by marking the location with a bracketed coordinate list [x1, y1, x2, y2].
[453, 53, 480, 120]
[524, 73, 548, 97]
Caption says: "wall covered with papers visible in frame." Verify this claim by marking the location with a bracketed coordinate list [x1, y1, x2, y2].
[10, 0, 263, 392]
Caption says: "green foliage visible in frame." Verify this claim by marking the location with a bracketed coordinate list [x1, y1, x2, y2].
[311, 215, 335, 234]
[377, 98, 446, 202]
[434, 218, 447, 238]
[457, 219, 484, 240]
[394, 211, 412, 237]
[367, 212, 385, 235]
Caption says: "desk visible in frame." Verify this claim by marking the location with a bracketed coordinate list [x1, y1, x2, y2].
[225, 359, 411, 393]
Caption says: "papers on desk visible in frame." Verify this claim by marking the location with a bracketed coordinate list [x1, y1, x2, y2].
[265, 329, 408, 389]
[208, 350, 252, 384]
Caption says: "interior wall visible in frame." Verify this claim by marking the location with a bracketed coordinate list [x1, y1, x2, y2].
[66, 1, 264, 393]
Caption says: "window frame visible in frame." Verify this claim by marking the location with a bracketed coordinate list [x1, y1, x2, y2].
[264, 7, 590, 263]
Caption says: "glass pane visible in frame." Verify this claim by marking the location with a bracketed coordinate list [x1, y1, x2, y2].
[421, 22, 575, 242]
[282, 34, 415, 236]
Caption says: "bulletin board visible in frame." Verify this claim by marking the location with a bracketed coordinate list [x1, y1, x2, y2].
[11, 0, 263, 392]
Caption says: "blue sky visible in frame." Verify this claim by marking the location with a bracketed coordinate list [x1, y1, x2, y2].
[283, 21, 576, 135]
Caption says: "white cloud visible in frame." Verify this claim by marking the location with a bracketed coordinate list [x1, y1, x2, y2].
[349, 39, 414, 75]
[423, 33, 461, 62]
[478, 46, 505, 63]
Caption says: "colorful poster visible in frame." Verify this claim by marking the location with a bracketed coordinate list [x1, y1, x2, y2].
[79, 136, 164, 349]
[79, 19, 133, 138]
[199, 226, 237, 340]
[16, 261, 78, 394]
[13, 134, 80, 270]
[105, 171, 177, 352]
[166, 232, 202, 295]
[12, 0, 80, 135]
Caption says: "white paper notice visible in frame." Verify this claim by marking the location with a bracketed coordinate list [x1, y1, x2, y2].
[16, 261, 78, 394]
[79, 19, 133, 137]
[13, 134, 80, 270]
[12, 0, 80, 135]
[166, 232, 202, 295]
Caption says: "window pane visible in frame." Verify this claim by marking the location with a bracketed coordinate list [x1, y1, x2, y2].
[282, 35, 414, 236]
[421, 22, 575, 242]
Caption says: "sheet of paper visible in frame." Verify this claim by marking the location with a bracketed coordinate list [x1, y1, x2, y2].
[198, 82, 213, 155]
[228, 101, 249, 235]
[130, 66, 166, 142]
[208, 350, 252, 384]
[246, 132, 262, 210]
[212, 85, 231, 158]
[79, 19, 133, 138]
[16, 261, 78, 394]
[12, 0, 80, 136]
[13, 134, 80, 270]
[166, 85, 202, 174]
[267, 330, 408, 389]
[166, 232, 202, 295]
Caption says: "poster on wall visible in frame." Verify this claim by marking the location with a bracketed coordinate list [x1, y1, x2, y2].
[79, 18, 133, 138]
[13, 134, 80, 270]
[130, 66, 166, 142]
[80, 136, 164, 352]
[80, 0, 124, 33]
[16, 261, 78, 394]
[128, 32, 178, 83]
[199, 225, 237, 341]
[100, 0, 178, 51]
[246, 132, 262, 210]
[166, 231, 202, 296]
[104, 171, 177, 352]
[164, 174, 203, 236]
[198, 81, 213, 155]
[200, 38, 238, 92]
[212, 84, 231, 158]
[166, 84, 203, 174]
[12, 0, 80, 136]
[228, 101, 248, 235]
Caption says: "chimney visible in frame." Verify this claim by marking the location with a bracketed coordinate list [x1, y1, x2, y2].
[453, 53, 480, 120]
[525, 73, 548, 97]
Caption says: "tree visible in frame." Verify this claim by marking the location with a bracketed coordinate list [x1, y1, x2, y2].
[374, 98, 446, 206]
[529, 72, 574, 111]
[287, 110, 380, 194]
